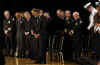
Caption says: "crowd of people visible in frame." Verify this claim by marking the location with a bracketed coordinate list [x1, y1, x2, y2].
[1, 1, 100, 65]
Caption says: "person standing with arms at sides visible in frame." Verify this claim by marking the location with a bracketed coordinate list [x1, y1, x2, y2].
[23, 11, 33, 58]
[15, 12, 25, 57]
[64, 10, 74, 61]
[72, 11, 83, 61]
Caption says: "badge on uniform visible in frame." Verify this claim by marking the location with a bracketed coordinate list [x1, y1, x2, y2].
[71, 30, 74, 35]
[64, 28, 67, 33]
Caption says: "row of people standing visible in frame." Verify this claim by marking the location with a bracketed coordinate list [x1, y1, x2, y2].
[3, 8, 91, 63]
[48, 9, 85, 61]
[3, 9, 50, 63]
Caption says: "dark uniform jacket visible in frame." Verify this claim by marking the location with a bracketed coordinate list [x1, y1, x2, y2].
[31, 16, 41, 34]
[64, 17, 74, 35]
[16, 17, 25, 49]
[3, 17, 14, 33]
[73, 18, 83, 37]
[72, 18, 83, 48]
[51, 16, 65, 37]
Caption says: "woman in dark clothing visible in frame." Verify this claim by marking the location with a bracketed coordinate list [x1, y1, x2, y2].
[15, 12, 25, 57]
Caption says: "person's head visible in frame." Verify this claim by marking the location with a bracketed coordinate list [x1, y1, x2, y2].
[87, 6, 93, 12]
[43, 12, 50, 19]
[65, 10, 71, 17]
[84, 2, 92, 13]
[95, 2, 100, 11]
[39, 9, 44, 16]
[31, 9, 40, 17]
[73, 11, 80, 20]
[4, 10, 10, 19]
[56, 9, 65, 18]
[15, 12, 21, 19]
[31, 8, 35, 16]
[24, 11, 31, 19]
[96, 5, 100, 12]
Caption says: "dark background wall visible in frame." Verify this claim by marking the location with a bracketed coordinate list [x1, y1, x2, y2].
[0, 0, 98, 18]
[0, 0, 98, 34]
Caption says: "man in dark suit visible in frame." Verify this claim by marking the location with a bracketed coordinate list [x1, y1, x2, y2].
[48, 9, 65, 62]
[72, 11, 84, 61]
[64, 10, 74, 61]
[3, 10, 15, 56]
[31, 9, 48, 64]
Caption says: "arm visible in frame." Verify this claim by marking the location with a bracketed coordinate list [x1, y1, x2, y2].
[84, 2, 91, 9]
[88, 8, 97, 30]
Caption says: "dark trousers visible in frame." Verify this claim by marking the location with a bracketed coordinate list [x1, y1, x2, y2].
[0, 50, 5, 65]
[95, 33, 100, 60]
[29, 38, 42, 59]
[5, 32, 13, 56]
[16, 33, 24, 57]
[72, 35, 82, 60]
[63, 34, 73, 60]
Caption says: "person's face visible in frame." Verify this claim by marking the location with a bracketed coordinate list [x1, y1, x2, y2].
[24, 12, 31, 19]
[40, 10, 43, 15]
[73, 14, 79, 20]
[44, 13, 48, 17]
[60, 11, 65, 17]
[88, 6, 92, 12]
[4, 12, 10, 19]
[44, 13, 50, 19]
[96, 6, 100, 12]
[15, 13, 21, 19]
[34, 12, 39, 16]
[65, 12, 71, 17]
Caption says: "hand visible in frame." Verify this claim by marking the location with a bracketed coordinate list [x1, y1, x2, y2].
[25, 32, 29, 36]
[34, 34, 39, 39]
[8, 28, 11, 31]
[69, 32, 72, 36]
[87, 27, 90, 30]
[4, 30, 8, 35]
